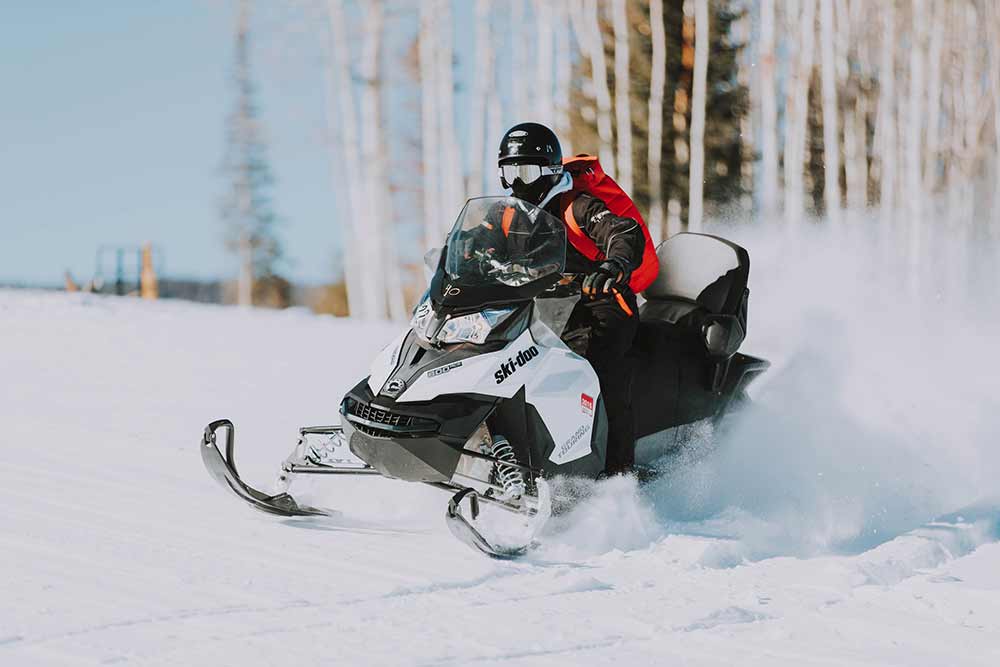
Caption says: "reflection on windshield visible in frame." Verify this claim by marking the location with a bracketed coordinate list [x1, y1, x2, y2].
[445, 197, 566, 289]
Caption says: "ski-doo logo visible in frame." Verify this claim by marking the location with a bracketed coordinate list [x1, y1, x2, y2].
[426, 361, 462, 378]
[494, 346, 539, 384]
[581, 393, 594, 416]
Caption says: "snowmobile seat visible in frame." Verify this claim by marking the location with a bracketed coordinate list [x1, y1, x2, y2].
[639, 233, 750, 390]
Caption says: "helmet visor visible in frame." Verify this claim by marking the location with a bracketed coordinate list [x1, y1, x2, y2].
[499, 163, 562, 189]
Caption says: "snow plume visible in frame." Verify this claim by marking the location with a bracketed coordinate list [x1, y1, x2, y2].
[548, 213, 1000, 561]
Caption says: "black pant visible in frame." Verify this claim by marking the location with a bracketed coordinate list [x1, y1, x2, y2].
[567, 290, 639, 474]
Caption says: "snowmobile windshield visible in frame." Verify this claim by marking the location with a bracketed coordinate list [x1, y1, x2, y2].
[444, 197, 566, 289]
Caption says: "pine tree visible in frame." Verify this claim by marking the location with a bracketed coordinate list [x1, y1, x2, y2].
[221, 0, 285, 307]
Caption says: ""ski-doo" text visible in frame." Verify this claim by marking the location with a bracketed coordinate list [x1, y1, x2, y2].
[494, 346, 539, 384]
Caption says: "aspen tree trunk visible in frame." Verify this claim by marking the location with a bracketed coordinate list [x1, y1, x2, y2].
[612, 0, 632, 193]
[923, 0, 944, 198]
[467, 0, 492, 198]
[837, 0, 864, 215]
[326, 0, 375, 318]
[359, 0, 389, 319]
[759, 0, 778, 222]
[952, 2, 982, 300]
[648, 0, 667, 241]
[436, 0, 464, 212]
[987, 1, 1000, 232]
[877, 1, 896, 229]
[554, 0, 573, 153]
[512, 0, 527, 115]
[784, 0, 815, 226]
[905, 0, 927, 294]
[534, 0, 555, 127]
[688, 0, 709, 232]
[419, 2, 442, 250]
[572, 0, 616, 176]
[819, 0, 840, 223]
[486, 31, 503, 194]
[843, 95, 868, 212]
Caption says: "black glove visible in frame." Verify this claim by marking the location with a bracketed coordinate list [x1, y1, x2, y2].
[582, 258, 631, 298]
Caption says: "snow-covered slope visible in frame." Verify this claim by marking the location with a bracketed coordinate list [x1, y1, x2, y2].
[2, 226, 999, 667]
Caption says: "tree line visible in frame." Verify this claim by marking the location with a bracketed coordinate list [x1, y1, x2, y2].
[223, 0, 1000, 316]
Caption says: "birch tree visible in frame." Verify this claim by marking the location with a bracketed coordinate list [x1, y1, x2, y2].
[419, 2, 442, 249]
[905, 0, 927, 223]
[647, 0, 667, 241]
[554, 0, 573, 153]
[512, 0, 528, 115]
[467, 0, 492, 198]
[987, 1, 1000, 231]
[839, 0, 866, 215]
[818, 0, 840, 222]
[359, 1, 405, 320]
[435, 0, 464, 213]
[325, 0, 361, 315]
[876, 1, 896, 228]
[325, 0, 382, 318]
[905, 0, 927, 290]
[534, 0, 555, 127]
[688, 0, 709, 231]
[923, 0, 944, 198]
[759, 0, 778, 221]
[612, 0, 632, 193]
[784, 0, 815, 226]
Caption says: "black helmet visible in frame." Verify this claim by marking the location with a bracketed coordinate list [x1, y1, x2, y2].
[498, 122, 563, 205]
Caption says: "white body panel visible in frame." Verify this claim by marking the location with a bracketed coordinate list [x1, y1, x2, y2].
[380, 328, 601, 465]
[366, 330, 408, 396]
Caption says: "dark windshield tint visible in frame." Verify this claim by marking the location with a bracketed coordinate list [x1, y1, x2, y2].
[444, 197, 566, 288]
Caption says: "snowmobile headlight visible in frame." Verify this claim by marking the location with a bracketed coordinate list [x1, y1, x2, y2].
[437, 307, 515, 345]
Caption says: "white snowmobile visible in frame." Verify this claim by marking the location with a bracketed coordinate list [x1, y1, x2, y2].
[200, 196, 768, 558]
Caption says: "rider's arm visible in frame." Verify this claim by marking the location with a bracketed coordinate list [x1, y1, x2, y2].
[461, 205, 506, 258]
[571, 194, 645, 272]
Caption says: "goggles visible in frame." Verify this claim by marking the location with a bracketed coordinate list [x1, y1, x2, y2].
[499, 163, 562, 188]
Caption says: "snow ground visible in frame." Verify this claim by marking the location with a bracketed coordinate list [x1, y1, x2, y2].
[2, 229, 999, 666]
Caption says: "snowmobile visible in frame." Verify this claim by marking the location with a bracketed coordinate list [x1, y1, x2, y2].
[200, 196, 769, 558]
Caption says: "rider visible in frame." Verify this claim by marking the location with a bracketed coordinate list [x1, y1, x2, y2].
[495, 122, 645, 475]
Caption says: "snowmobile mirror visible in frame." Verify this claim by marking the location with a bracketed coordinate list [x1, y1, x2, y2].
[424, 247, 443, 272]
[423, 246, 444, 283]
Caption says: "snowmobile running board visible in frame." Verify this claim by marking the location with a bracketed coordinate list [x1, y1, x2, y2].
[200, 419, 549, 559]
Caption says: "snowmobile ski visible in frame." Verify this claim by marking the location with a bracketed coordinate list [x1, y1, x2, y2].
[445, 489, 531, 559]
[201, 419, 340, 518]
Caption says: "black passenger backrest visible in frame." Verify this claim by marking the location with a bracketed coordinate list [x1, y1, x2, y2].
[641, 232, 750, 324]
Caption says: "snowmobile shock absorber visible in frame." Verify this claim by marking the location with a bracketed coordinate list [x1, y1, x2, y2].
[490, 436, 525, 500]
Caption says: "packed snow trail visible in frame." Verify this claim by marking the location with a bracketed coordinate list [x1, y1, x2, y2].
[2, 221, 999, 666]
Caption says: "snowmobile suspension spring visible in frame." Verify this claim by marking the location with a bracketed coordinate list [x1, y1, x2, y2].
[490, 437, 525, 499]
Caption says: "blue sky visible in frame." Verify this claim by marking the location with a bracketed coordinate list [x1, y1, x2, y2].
[1, 1, 466, 286]
[0, 1, 772, 288]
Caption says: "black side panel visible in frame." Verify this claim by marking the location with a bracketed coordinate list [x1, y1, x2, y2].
[489, 386, 535, 467]
[629, 321, 724, 437]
